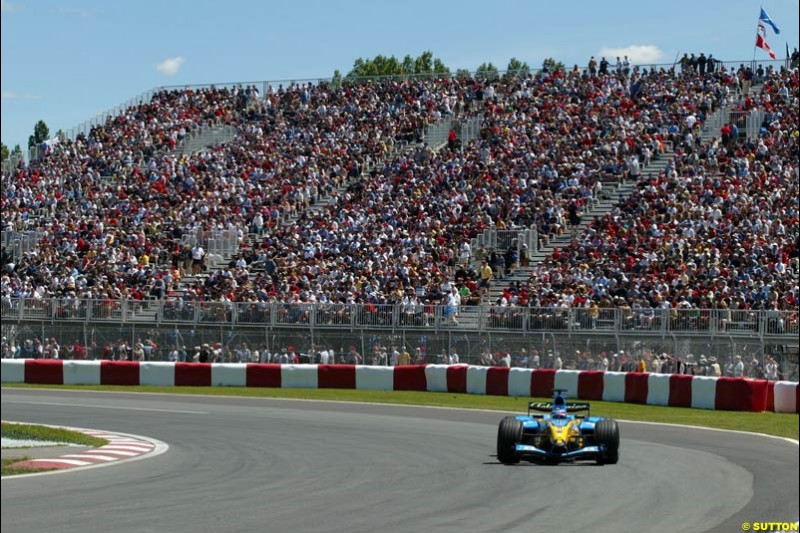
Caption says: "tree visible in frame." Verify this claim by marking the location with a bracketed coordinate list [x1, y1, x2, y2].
[414, 51, 433, 75]
[455, 68, 472, 79]
[331, 69, 343, 87]
[401, 55, 415, 76]
[27, 120, 50, 148]
[433, 58, 450, 77]
[542, 58, 565, 73]
[505, 58, 531, 78]
[12, 144, 22, 156]
[0, 142, 8, 162]
[344, 51, 450, 80]
[475, 62, 500, 80]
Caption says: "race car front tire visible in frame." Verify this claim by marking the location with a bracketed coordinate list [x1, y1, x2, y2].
[497, 417, 523, 464]
[594, 419, 620, 465]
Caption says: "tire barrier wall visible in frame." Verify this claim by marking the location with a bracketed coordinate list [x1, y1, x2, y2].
[2, 359, 797, 414]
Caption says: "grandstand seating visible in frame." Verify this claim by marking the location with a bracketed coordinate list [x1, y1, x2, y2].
[1, 63, 797, 335]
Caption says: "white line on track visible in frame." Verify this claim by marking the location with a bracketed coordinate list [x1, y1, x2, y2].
[2, 400, 206, 415]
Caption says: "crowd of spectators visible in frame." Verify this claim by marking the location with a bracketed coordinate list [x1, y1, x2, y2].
[155, 65, 739, 311]
[493, 66, 798, 331]
[1, 62, 797, 337]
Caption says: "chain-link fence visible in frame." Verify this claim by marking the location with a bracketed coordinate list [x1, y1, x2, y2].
[1, 322, 796, 381]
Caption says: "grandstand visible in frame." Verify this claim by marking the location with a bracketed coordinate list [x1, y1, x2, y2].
[1, 59, 797, 379]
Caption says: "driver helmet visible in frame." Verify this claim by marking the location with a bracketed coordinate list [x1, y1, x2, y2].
[553, 408, 568, 419]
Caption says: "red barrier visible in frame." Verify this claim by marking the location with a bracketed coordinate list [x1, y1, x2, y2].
[25, 359, 63, 384]
[577, 371, 604, 400]
[486, 367, 510, 396]
[174, 363, 211, 387]
[446, 365, 468, 393]
[100, 361, 140, 386]
[393, 365, 427, 391]
[246, 364, 282, 388]
[715, 378, 769, 412]
[531, 369, 556, 397]
[625, 372, 650, 404]
[766, 381, 775, 413]
[318, 364, 356, 389]
[668, 374, 693, 407]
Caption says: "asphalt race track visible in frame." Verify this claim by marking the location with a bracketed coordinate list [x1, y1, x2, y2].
[2, 388, 798, 533]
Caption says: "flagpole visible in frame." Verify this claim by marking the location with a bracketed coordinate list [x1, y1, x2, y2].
[752, 7, 760, 69]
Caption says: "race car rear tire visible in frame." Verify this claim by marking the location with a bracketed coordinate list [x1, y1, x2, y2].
[497, 417, 523, 464]
[594, 419, 620, 465]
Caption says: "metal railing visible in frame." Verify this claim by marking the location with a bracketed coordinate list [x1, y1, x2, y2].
[0, 230, 44, 261]
[745, 107, 765, 140]
[472, 227, 539, 259]
[180, 229, 241, 262]
[2, 298, 796, 338]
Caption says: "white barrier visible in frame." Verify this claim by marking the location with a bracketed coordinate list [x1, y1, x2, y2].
[63, 361, 101, 385]
[140, 362, 176, 387]
[466, 366, 488, 395]
[553, 370, 580, 399]
[691, 376, 718, 410]
[281, 364, 318, 389]
[602, 372, 627, 402]
[647, 373, 672, 406]
[773, 381, 797, 414]
[508, 368, 533, 397]
[355, 366, 394, 391]
[211, 364, 247, 387]
[1, 359, 25, 383]
[424, 365, 450, 393]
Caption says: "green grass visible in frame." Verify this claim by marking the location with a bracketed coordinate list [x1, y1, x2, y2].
[1, 421, 109, 447]
[1, 422, 109, 476]
[1, 455, 59, 476]
[3, 383, 798, 440]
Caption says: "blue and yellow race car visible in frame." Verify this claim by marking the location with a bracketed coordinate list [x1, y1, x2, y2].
[496, 389, 620, 465]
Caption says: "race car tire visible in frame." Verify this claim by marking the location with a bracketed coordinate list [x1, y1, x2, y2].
[497, 417, 523, 464]
[594, 419, 620, 465]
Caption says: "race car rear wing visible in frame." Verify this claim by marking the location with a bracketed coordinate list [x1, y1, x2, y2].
[528, 402, 591, 416]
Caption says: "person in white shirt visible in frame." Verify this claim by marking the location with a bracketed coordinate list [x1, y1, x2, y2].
[448, 351, 460, 365]
[764, 356, 779, 380]
[733, 356, 745, 377]
[191, 245, 205, 274]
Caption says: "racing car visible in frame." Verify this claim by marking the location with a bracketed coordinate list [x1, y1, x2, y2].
[496, 389, 619, 465]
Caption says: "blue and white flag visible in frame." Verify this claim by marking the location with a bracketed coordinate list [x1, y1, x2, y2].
[759, 7, 781, 35]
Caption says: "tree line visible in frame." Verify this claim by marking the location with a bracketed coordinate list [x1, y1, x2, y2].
[336, 51, 564, 81]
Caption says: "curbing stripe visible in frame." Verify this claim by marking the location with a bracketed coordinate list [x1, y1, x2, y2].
[27, 458, 93, 466]
[60, 454, 123, 462]
[2, 422, 167, 480]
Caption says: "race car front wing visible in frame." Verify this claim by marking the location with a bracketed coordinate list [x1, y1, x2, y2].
[513, 443, 604, 461]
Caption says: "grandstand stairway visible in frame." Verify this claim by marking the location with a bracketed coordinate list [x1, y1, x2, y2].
[485, 147, 676, 305]
[176, 125, 239, 157]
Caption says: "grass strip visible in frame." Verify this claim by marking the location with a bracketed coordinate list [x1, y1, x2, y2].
[1, 455, 59, 476]
[2, 383, 798, 440]
[1, 421, 109, 447]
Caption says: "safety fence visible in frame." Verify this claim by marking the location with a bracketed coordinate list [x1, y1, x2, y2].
[2, 298, 795, 338]
[1, 360, 796, 414]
